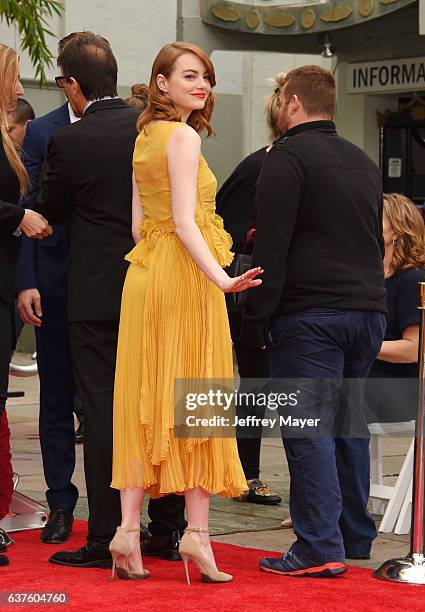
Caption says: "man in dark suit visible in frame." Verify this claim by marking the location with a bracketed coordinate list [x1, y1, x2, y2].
[36, 33, 185, 568]
[16, 34, 84, 545]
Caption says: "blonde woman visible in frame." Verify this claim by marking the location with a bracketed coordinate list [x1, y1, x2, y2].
[0, 43, 51, 568]
[215, 72, 286, 506]
[365, 193, 425, 423]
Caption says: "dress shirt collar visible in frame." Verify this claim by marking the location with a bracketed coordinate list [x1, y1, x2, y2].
[83, 96, 119, 114]
[67, 103, 80, 124]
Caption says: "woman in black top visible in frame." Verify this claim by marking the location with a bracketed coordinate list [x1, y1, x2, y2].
[365, 193, 425, 423]
[216, 73, 285, 505]
[0, 44, 51, 567]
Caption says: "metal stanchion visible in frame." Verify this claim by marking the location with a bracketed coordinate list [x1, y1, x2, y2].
[9, 362, 38, 377]
[374, 282, 425, 585]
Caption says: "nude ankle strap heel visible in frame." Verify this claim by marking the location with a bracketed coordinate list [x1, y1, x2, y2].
[109, 526, 150, 581]
[179, 526, 232, 585]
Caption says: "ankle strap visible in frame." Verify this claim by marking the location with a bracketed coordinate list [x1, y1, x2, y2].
[186, 526, 209, 534]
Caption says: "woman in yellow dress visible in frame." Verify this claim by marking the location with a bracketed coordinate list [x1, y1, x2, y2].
[110, 42, 263, 583]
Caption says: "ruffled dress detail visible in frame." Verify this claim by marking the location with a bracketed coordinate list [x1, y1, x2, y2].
[111, 122, 246, 498]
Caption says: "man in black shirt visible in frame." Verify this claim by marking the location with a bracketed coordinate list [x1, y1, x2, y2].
[241, 65, 386, 577]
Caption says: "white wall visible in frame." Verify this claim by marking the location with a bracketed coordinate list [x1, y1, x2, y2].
[63, 0, 177, 87]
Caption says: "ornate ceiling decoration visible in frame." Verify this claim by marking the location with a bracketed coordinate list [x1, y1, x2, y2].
[200, 0, 417, 35]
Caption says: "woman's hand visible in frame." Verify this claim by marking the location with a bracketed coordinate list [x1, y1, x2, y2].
[221, 267, 263, 293]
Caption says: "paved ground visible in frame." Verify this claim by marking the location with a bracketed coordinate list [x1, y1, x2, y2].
[6, 353, 412, 570]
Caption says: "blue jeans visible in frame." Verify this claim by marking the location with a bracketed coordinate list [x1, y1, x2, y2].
[268, 309, 386, 562]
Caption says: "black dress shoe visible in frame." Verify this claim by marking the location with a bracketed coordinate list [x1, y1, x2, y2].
[0, 528, 13, 547]
[142, 530, 183, 561]
[0, 554, 9, 567]
[245, 480, 282, 506]
[49, 542, 112, 568]
[75, 421, 84, 444]
[41, 509, 73, 544]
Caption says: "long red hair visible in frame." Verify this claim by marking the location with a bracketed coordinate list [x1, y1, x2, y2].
[0, 44, 28, 194]
[137, 42, 216, 137]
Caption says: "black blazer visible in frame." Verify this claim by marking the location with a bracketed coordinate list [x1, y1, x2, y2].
[0, 137, 25, 304]
[37, 99, 140, 322]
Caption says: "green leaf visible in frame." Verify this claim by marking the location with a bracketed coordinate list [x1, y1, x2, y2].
[1, 0, 65, 86]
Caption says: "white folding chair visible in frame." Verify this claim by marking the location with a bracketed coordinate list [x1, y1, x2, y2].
[369, 421, 415, 533]
[395, 477, 413, 534]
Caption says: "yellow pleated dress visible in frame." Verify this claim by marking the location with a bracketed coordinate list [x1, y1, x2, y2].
[111, 121, 247, 498]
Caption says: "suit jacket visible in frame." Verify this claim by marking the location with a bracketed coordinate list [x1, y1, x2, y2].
[16, 103, 70, 299]
[37, 99, 140, 322]
[0, 136, 25, 304]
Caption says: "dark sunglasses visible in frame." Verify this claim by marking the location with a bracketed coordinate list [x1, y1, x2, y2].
[55, 75, 70, 88]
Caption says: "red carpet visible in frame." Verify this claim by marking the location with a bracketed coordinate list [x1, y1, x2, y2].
[0, 521, 423, 611]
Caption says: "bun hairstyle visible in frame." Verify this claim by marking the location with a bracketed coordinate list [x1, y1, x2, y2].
[265, 72, 286, 141]
[137, 42, 216, 137]
[0, 44, 28, 194]
[125, 83, 149, 111]
[131, 83, 149, 98]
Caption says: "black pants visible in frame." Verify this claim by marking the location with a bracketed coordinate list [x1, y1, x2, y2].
[70, 320, 186, 543]
[36, 298, 78, 513]
[228, 310, 269, 481]
[148, 496, 186, 536]
[69, 321, 121, 544]
[0, 298, 11, 417]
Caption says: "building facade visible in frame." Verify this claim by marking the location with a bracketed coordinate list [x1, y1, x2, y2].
[1, 0, 424, 189]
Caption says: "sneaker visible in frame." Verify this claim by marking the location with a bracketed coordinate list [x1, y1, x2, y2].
[259, 550, 347, 578]
[246, 480, 281, 506]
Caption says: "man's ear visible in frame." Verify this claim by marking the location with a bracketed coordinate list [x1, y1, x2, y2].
[68, 77, 82, 97]
[156, 74, 168, 93]
[290, 94, 301, 115]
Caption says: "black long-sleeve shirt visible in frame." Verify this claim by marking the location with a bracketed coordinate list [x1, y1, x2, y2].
[240, 120, 386, 348]
[216, 147, 267, 253]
